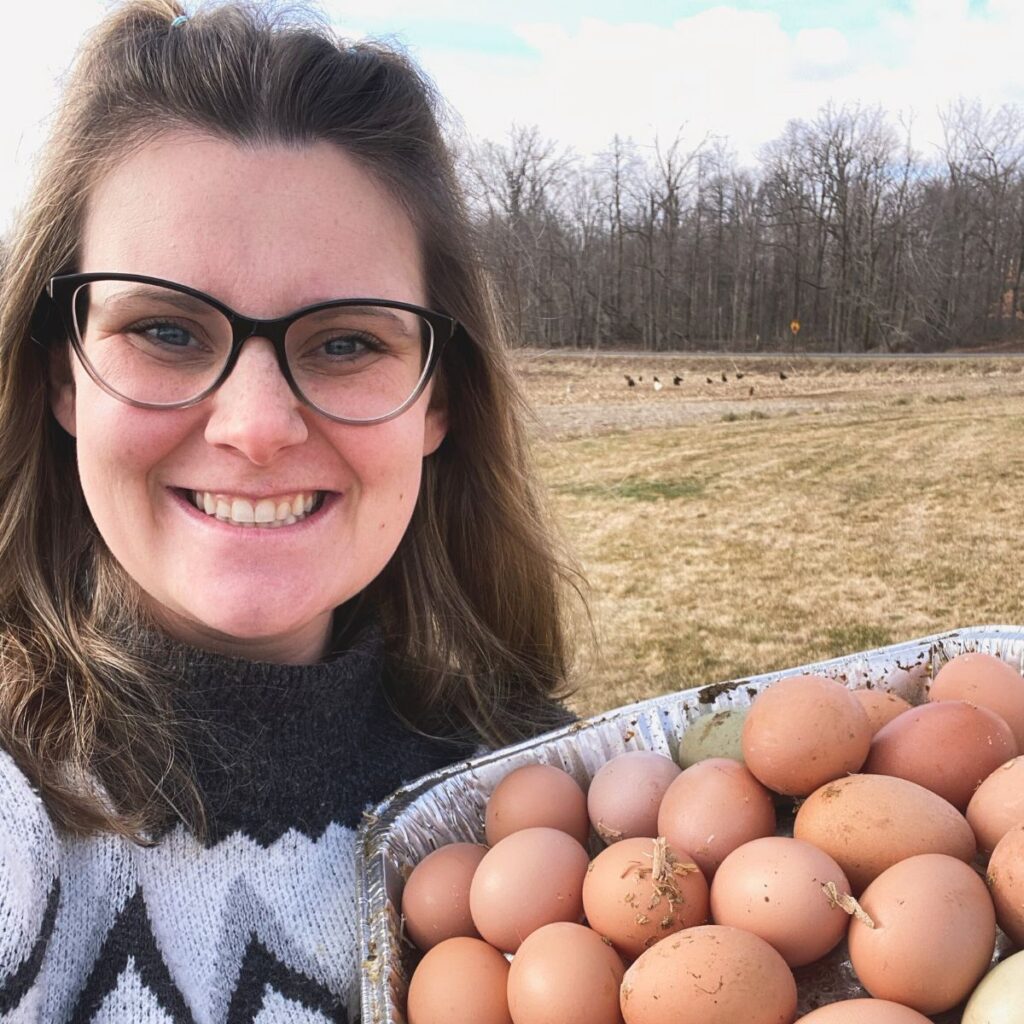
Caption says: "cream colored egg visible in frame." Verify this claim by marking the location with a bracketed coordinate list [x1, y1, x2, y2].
[963, 948, 1024, 1024]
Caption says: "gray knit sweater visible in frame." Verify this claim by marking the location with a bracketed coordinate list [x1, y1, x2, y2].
[0, 626, 481, 1023]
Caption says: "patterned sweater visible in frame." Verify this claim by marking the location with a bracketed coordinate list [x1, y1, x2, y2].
[0, 626, 483, 1023]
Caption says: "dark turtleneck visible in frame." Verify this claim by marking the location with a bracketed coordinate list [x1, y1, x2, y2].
[151, 621, 477, 846]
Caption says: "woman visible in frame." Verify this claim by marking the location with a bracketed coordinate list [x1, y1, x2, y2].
[0, 2, 578, 1020]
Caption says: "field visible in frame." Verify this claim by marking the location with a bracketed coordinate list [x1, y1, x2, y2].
[515, 351, 1024, 716]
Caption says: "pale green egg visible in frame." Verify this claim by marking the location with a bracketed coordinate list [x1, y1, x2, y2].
[679, 707, 748, 768]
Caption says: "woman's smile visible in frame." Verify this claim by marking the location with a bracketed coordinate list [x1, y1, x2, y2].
[178, 488, 328, 528]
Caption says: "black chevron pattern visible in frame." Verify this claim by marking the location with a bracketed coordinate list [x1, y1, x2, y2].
[226, 936, 350, 1023]
[0, 877, 61, 1014]
[70, 887, 195, 1023]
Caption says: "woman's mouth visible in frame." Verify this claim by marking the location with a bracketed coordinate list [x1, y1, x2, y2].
[183, 489, 327, 528]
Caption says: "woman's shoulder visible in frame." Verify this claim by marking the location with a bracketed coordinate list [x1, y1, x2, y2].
[0, 745, 62, 993]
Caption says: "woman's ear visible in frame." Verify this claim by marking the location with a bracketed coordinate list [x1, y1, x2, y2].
[48, 344, 77, 437]
[423, 400, 447, 456]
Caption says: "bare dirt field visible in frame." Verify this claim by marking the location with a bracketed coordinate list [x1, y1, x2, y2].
[514, 351, 1024, 715]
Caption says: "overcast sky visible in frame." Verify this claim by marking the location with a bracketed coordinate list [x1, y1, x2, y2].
[2, 1, 1023, 233]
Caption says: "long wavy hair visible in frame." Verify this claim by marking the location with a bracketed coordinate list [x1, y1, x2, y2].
[0, 0, 581, 844]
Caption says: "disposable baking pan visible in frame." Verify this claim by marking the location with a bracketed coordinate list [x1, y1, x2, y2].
[357, 625, 1024, 1023]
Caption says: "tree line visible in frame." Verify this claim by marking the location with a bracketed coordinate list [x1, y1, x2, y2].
[463, 101, 1024, 352]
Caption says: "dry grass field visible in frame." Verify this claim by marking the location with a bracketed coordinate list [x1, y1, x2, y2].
[515, 351, 1024, 715]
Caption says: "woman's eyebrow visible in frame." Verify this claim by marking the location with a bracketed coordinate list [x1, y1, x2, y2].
[300, 304, 416, 334]
[95, 286, 213, 315]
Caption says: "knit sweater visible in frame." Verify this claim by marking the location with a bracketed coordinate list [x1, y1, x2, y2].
[0, 626, 489, 1023]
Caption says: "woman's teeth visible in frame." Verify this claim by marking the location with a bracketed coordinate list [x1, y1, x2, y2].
[189, 491, 320, 527]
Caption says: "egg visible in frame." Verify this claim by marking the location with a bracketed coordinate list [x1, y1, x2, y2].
[657, 758, 776, 880]
[850, 688, 912, 735]
[798, 999, 933, 1023]
[741, 674, 873, 796]
[963, 948, 1024, 1024]
[848, 853, 996, 1015]
[986, 821, 1024, 946]
[587, 751, 681, 844]
[864, 699, 1018, 810]
[966, 754, 1024, 853]
[619, 925, 797, 1024]
[402, 842, 488, 951]
[582, 836, 708, 959]
[469, 826, 589, 953]
[485, 763, 590, 846]
[709, 836, 851, 967]
[406, 936, 512, 1024]
[931, 650, 1024, 748]
[793, 774, 976, 893]
[679, 708, 748, 767]
[506, 922, 626, 1024]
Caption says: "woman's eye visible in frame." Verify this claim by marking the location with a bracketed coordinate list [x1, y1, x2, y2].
[141, 323, 194, 347]
[323, 334, 376, 357]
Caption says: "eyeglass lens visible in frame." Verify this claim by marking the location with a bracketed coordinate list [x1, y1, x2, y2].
[70, 280, 434, 421]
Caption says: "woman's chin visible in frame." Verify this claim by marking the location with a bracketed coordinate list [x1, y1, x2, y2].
[149, 601, 334, 664]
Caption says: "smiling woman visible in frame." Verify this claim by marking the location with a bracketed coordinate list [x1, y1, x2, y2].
[0, 2, 580, 1021]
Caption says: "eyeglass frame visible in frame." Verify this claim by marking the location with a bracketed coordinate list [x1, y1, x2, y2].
[36, 272, 459, 426]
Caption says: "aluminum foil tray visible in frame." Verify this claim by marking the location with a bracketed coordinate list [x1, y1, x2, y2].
[357, 625, 1024, 1024]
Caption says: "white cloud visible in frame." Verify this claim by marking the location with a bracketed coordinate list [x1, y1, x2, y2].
[7, 1, 1024, 233]
[419, 1, 1024, 167]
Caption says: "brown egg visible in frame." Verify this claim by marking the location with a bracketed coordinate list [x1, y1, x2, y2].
[850, 688, 912, 735]
[986, 821, 1024, 945]
[741, 674, 872, 796]
[582, 837, 708, 959]
[469, 826, 588, 953]
[794, 774, 976, 893]
[402, 842, 488, 951]
[406, 936, 512, 1024]
[864, 699, 1018, 810]
[485, 763, 590, 847]
[848, 853, 996, 1015]
[657, 758, 775, 880]
[620, 925, 797, 1024]
[966, 754, 1024, 853]
[709, 836, 851, 967]
[587, 751, 681, 844]
[507, 922, 625, 1024]
[798, 999, 933, 1023]
[931, 651, 1024, 747]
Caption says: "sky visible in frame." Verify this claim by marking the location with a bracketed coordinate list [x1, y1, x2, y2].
[2, 0, 1024, 233]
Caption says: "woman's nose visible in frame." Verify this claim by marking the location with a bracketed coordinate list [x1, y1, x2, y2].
[203, 337, 308, 464]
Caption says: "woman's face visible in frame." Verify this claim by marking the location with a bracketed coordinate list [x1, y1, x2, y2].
[50, 133, 447, 663]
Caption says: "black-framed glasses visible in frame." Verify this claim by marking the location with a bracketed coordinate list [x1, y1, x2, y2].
[40, 273, 458, 425]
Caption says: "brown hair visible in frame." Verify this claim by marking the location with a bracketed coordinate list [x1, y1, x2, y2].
[0, 0, 581, 843]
